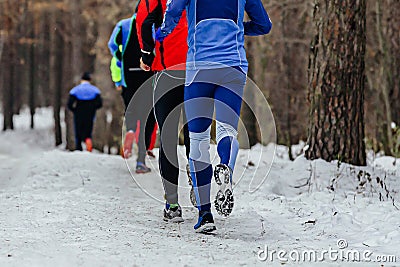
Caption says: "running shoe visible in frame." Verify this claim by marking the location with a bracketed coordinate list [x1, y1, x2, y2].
[135, 161, 151, 174]
[214, 164, 234, 217]
[123, 131, 135, 159]
[194, 211, 216, 233]
[85, 138, 93, 152]
[163, 203, 184, 223]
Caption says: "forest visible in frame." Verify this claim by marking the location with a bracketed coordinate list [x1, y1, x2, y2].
[0, 0, 399, 164]
[0, 1, 399, 264]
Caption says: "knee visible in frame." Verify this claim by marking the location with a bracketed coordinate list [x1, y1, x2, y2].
[189, 126, 211, 163]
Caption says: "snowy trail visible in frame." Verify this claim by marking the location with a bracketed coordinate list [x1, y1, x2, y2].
[0, 150, 274, 266]
[0, 109, 399, 266]
[0, 146, 278, 266]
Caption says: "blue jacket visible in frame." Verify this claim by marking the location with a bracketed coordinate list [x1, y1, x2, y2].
[108, 15, 140, 87]
[159, 0, 272, 73]
[67, 82, 102, 118]
[69, 82, 101, 101]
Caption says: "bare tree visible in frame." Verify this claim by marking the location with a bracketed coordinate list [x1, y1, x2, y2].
[1, 0, 17, 130]
[63, 0, 83, 150]
[48, 5, 64, 146]
[243, 38, 261, 147]
[365, 0, 400, 155]
[1, 0, 397, 157]
[252, 0, 312, 151]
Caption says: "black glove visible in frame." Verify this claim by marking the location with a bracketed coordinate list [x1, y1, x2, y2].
[141, 51, 155, 67]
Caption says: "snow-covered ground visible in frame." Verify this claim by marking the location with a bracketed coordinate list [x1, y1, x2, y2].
[0, 109, 399, 266]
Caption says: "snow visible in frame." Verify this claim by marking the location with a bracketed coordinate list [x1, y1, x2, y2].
[0, 109, 399, 266]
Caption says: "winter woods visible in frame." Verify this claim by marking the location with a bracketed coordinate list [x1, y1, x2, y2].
[0, 0, 399, 161]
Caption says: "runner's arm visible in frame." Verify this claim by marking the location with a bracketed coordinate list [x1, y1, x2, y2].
[108, 22, 123, 60]
[244, 0, 272, 36]
[136, 0, 163, 66]
[158, 0, 189, 39]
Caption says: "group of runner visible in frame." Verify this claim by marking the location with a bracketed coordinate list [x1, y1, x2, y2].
[108, 0, 272, 233]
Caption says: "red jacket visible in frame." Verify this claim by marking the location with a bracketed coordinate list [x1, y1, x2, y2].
[136, 0, 188, 71]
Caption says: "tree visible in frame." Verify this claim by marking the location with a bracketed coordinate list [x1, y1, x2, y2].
[243, 38, 261, 147]
[251, 0, 311, 153]
[28, 2, 37, 129]
[305, 0, 367, 166]
[365, 0, 400, 155]
[49, 4, 63, 146]
[64, 0, 83, 151]
[3, 0, 396, 157]
[1, 0, 17, 131]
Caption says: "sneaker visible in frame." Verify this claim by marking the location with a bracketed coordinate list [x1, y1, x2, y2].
[163, 203, 184, 223]
[214, 164, 234, 217]
[135, 162, 151, 174]
[85, 138, 93, 152]
[123, 131, 135, 159]
[147, 150, 156, 159]
[194, 211, 216, 233]
[186, 164, 197, 207]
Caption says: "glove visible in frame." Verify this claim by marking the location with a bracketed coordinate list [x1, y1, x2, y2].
[141, 51, 155, 67]
[155, 28, 166, 42]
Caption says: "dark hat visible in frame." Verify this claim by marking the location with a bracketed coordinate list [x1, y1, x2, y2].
[81, 72, 92, 81]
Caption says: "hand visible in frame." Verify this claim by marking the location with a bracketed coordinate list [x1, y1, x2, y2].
[140, 58, 151, 71]
[155, 28, 166, 42]
[116, 85, 122, 91]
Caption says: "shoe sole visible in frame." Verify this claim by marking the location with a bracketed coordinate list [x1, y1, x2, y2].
[214, 165, 234, 217]
[123, 150, 132, 159]
[135, 169, 151, 174]
[163, 217, 184, 223]
[195, 223, 217, 234]
[186, 165, 197, 207]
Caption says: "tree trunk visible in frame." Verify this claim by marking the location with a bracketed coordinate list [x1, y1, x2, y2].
[389, 0, 400, 126]
[29, 8, 36, 129]
[49, 6, 63, 146]
[2, 43, 15, 131]
[64, 0, 83, 151]
[92, 3, 123, 153]
[281, 4, 294, 160]
[15, 2, 26, 116]
[305, 0, 367, 166]
[364, 0, 400, 155]
[62, 28, 75, 150]
[2, 0, 15, 131]
[35, 10, 47, 109]
[242, 38, 260, 147]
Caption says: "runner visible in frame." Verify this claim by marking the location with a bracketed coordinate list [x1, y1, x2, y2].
[67, 72, 102, 152]
[156, 0, 272, 233]
[108, 8, 157, 173]
[136, 0, 191, 222]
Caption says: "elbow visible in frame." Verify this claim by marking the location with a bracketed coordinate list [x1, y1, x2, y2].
[246, 20, 272, 36]
[108, 40, 117, 54]
[262, 20, 272, 34]
[107, 40, 113, 49]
